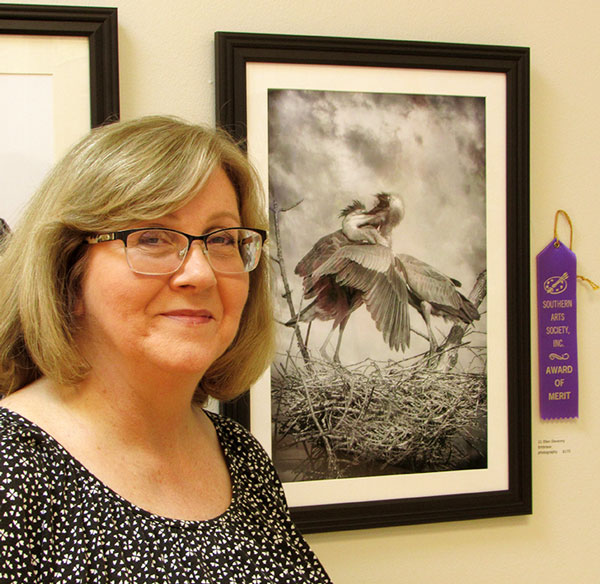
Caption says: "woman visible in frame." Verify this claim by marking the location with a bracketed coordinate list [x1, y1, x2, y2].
[0, 116, 332, 583]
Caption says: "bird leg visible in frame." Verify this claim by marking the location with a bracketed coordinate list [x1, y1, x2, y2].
[332, 318, 350, 364]
[319, 323, 338, 361]
[304, 321, 313, 347]
[420, 301, 439, 356]
[319, 316, 349, 363]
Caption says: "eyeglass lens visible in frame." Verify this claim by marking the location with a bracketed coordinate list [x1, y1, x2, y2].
[125, 228, 262, 275]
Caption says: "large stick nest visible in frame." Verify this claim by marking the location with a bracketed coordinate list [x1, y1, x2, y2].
[272, 356, 487, 480]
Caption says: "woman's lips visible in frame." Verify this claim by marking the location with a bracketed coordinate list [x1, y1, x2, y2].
[162, 309, 214, 325]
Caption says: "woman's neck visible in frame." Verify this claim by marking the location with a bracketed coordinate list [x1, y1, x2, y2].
[69, 368, 206, 452]
[4, 368, 208, 459]
[2, 376, 232, 522]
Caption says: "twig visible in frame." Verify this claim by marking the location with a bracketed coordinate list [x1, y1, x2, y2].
[270, 196, 311, 366]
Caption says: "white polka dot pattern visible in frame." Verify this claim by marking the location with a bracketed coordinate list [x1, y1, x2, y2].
[0, 408, 332, 583]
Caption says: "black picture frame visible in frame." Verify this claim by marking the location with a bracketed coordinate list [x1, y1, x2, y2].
[215, 32, 530, 533]
[0, 3, 120, 127]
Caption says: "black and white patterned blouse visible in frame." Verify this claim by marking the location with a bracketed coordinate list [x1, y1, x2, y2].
[0, 407, 332, 583]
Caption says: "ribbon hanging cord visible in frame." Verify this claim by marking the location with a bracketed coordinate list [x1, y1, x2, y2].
[553, 209, 573, 249]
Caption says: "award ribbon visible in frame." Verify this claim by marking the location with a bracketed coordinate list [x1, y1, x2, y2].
[536, 211, 579, 419]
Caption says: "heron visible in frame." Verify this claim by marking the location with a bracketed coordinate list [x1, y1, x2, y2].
[395, 253, 480, 354]
[288, 193, 410, 362]
[339, 200, 480, 356]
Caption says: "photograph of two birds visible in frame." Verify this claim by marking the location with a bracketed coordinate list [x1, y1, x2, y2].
[267, 89, 487, 482]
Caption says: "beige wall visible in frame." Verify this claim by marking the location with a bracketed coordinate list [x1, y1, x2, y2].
[12, 0, 600, 581]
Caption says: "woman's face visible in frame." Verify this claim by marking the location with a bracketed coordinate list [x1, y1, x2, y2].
[76, 167, 250, 384]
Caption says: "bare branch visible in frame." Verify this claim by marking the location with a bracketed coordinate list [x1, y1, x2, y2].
[437, 269, 488, 371]
[270, 197, 311, 367]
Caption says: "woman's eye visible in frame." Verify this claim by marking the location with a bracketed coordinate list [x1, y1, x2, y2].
[137, 230, 173, 246]
[208, 233, 236, 246]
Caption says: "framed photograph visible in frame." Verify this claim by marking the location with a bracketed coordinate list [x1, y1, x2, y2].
[215, 32, 530, 533]
[0, 4, 119, 227]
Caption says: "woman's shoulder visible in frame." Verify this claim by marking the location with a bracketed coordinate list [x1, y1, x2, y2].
[204, 409, 284, 492]
[0, 406, 58, 478]
[203, 410, 333, 583]
[0, 407, 60, 535]
[205, 409, 270, 461]
[1, 405, 44, 451]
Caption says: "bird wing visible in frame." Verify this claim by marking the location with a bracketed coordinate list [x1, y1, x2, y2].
[295, 229, 352, 297]
[397, 253, 480, 323]
[295, 230, 348, 277]
[313, 244, 396, 281]
[313, 245, 411, 351]
[362, 257, 411, 351]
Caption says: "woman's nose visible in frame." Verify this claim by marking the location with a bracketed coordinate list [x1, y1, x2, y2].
[170, 242, 217, 288]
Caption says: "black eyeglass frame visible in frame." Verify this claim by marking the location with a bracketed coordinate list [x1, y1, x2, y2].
[86, 226, 268, 274]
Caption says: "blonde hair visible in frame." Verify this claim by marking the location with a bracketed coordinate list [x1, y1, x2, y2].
[0, 115, 275, 401]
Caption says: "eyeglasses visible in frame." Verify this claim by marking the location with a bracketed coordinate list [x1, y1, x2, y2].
[86, 227, 267, 275]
